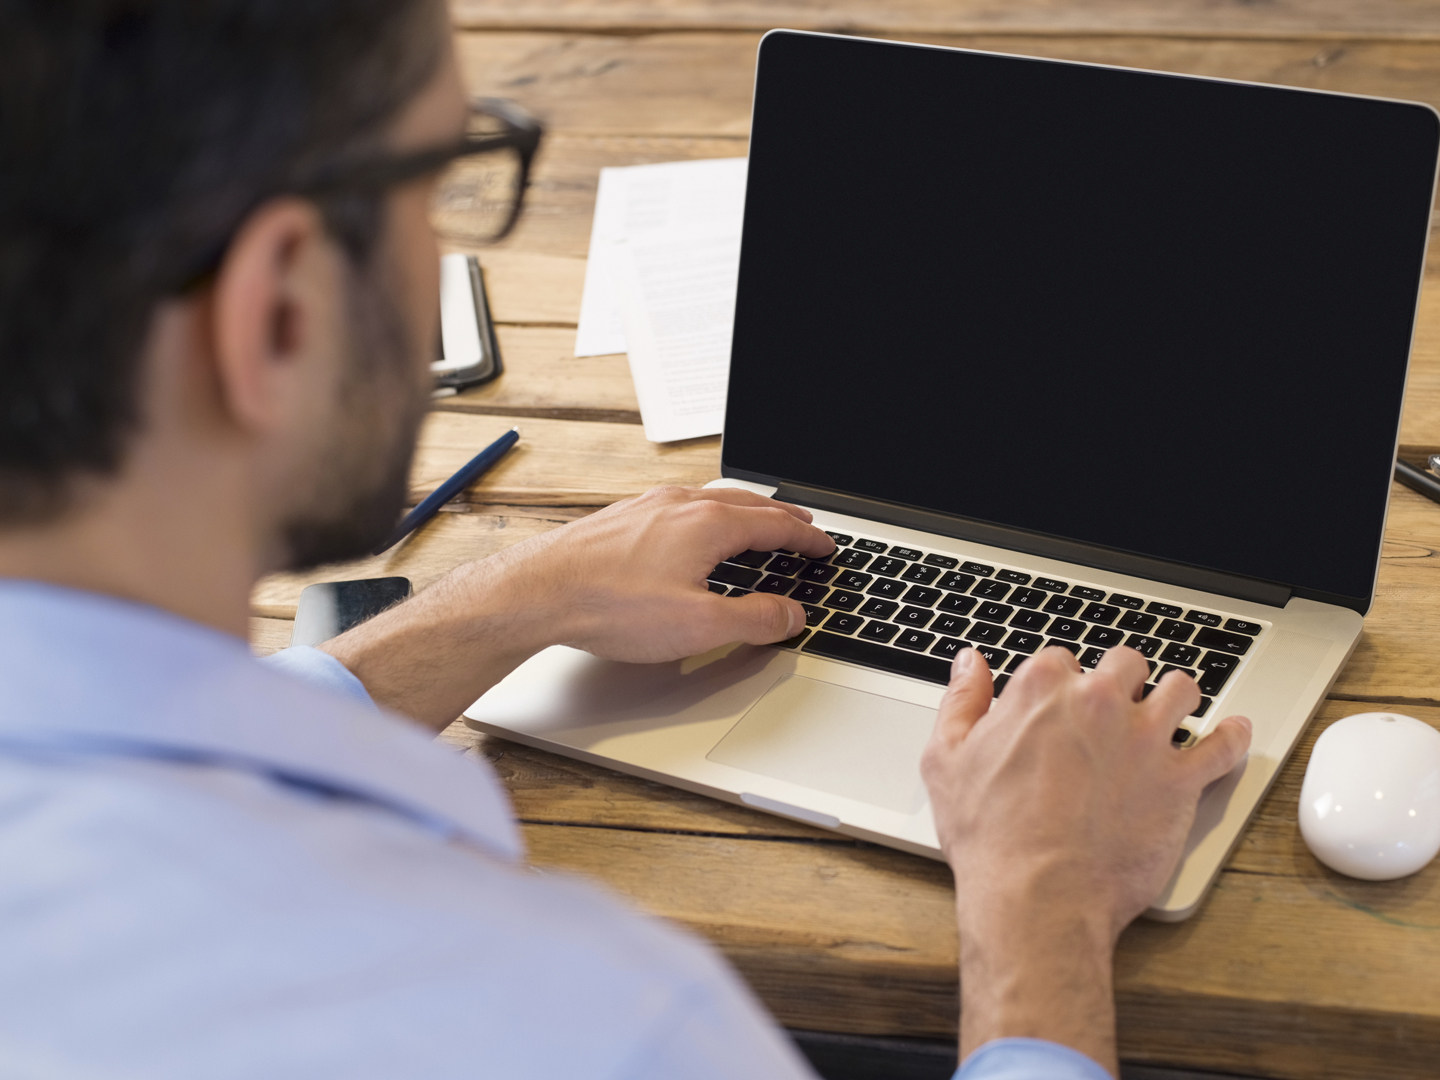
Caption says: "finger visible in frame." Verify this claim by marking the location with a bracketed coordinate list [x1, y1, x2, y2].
[1092, 645, 1150, 700]
[693, 486, 817, 524]
[709, 504, 834, 560]
[931, 647, 994, 748]
[1143, 668, 1201, 728]
[1180, 714, 1252, 787]
[708, 592, 804, 645]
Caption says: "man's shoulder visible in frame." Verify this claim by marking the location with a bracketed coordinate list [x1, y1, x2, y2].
[0, 747, 795, 1077]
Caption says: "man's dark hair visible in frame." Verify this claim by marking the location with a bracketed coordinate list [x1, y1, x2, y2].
[0, 0, 442, 523]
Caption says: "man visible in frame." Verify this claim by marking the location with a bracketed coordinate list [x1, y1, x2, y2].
[0, 2, 1251, 1076]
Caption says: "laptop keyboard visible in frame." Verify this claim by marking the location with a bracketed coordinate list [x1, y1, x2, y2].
[708, 531, 1268, 721]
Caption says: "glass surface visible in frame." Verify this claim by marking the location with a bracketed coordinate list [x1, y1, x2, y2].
[724, 32, 1440, 606]
[432, 144, 524, 243]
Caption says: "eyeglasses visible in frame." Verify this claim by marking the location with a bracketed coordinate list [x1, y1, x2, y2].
[174, 97, 543, 289]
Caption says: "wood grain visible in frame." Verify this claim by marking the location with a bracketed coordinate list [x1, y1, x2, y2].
[451, 0, 1440, 40]
[249, 616, 295, 656]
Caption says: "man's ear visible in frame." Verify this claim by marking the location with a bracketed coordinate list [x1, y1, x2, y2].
[209, 197, 339, 434]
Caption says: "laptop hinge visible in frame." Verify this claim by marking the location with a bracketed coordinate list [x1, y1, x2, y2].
[766, 480, 1293, 609]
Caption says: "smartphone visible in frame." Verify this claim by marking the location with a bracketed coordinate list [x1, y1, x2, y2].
[290, 577, 413, 647]
[432, 253, 502, 391]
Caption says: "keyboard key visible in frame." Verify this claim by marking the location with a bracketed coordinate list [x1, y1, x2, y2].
[834, 549, 872, 570]
[1071, 586, 1106, 602]
[823, 590, 864, 612]
[1011, 610, 1050, 632]
[1047, 639, 1082, 654]
[975, 645, 1009, 670]
[708, 563, 762, 589]
[1193, 626, 1253, 655]
[798, 561, 839, 584]
[1079, 647, 1106, 668]
[774, 628, 810, 649]
[992, 673, 1011, 694]
[1142, 683, 1157, 698]
[895, 629, 937, 652]
[1224, 618, 1263, 636]
[858, 620, 900, 643]
[1005, 653, 1028, 673]
[974, 602, 1014, 624]
[790, 581, 830, 604]
[1042, 594, 1084, 616]
[961, 561, 994, 577]
[834, 570, 873, 591]
[966, 622, 1008, 645]
[1079, 603, 1120, 626]
[1048, 617, 1087, 641]
[896, 606, 935, 629]
[803, 631, 951, 685]
[1171, 726, 1192, 744]
[932, 636, 969, 660]
[1109, 593, 1145, 610]
[1004, 630, 1045, 654]
[1185, 610, 1222, 627]
[853, 539, 888, 553]
[1157, 664, 1196, 682]
[1192, 696, 1213, 718]
[996, 569, 1031, 585]
[866, 578, 908, 600]
[1125, 634, 1162, 658]
[931, 612, 971, 636]
[802, 604, 826, 626]
[1146, 660, 1157, 675]
[903, 585, 942, 607]
[1197, 665, 1234, 696]
[858, 598, 899, 619]
[823, 612, 865, 634]
[870, 556, 906, 577]
[901, 563, 940, 585]
[1155, 619, 1194, 642]
[707, 581, 726, 595]
[1160, 642, 1201, 666]
[755, 574, 796, 595]
[938, 593, 978, 615]
[1117, 611, 1157, 634]
[1033, 577, 1068, 592]
[727, 550, 772, 568]
[1009, 587, 1046, 609]
[972, 579, 1011, 601]
[824, 531, 854, 546]
[891, 546, 924, 561]
[938, 571, 977, 592]
[766, 554, 806, 576]
[729, 586, 751, 596]
[924, 553, 959, 569]
[1146, 601, 1182, 618]
[1083, 626, 1126, 648]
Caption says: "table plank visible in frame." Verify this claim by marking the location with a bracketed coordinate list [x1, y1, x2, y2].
[452, 0, 1440, 40]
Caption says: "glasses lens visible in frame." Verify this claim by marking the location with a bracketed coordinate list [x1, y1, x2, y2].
[432, 143, 524, 244]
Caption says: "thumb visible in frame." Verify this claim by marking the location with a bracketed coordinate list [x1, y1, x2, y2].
[932, 647, 994, 750]
[722, 593, 804, 645]
[1183, 714, 1252, 788]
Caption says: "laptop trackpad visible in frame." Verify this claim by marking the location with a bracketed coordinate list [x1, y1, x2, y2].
[706, 674, 935, 815]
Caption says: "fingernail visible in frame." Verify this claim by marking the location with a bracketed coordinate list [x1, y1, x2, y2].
[951, 647, 976, 680]
[786, 605, 801, 638]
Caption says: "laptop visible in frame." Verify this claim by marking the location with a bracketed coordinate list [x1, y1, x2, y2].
[465, 30, 1440, 919]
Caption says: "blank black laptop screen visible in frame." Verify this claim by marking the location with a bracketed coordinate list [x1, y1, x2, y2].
[723, 31, 1439, 610]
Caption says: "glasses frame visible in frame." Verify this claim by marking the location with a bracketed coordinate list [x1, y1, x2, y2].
[174, 97, 543, 291]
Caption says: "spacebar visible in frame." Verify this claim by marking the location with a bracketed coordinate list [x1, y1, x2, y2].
[802, 632, 951, 685]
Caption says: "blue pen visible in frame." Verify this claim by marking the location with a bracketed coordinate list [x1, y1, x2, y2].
[372, 427, 520, 555]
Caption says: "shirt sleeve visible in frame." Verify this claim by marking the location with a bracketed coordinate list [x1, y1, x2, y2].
[260, 646, 376, 711]
[956, 1038, 1112, 1080]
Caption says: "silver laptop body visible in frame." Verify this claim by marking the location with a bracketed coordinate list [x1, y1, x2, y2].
[467, 31, 1439, 919]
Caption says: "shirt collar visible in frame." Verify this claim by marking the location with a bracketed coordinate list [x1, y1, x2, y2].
[0, 580, 523, 863]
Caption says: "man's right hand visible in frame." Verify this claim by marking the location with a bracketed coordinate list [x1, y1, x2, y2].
[921, 645, 1251, 1076]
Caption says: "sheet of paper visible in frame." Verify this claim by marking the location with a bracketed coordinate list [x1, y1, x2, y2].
[613, 230, 742, 443]
[574, 157, 747, 358]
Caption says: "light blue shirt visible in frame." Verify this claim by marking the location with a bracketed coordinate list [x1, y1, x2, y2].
[0, 581, 1102, 1079]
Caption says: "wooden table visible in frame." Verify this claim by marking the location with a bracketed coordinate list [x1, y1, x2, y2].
[251, 5, 1440, 1077]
